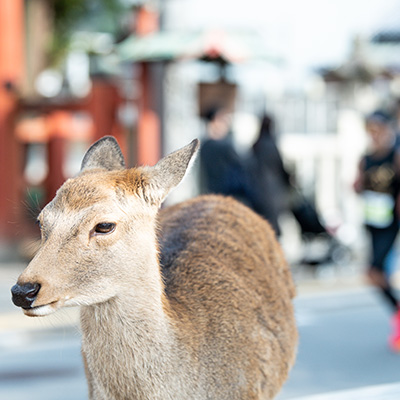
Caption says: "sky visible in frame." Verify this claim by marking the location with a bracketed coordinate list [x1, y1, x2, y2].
[165, 0, 400, 71]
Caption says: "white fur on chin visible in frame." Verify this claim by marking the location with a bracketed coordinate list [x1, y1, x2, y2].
[23, 303, 58, 317]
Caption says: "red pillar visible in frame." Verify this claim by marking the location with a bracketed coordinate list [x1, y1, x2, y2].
[137, 63, 161, 166]
[45, 112, 70, 203]
[0, 0, 24, 239]
[88, 77, 126, 156]
[46, 136, 66, 203]
[89, 78, 118, 141]
[134, 6, 161, 166]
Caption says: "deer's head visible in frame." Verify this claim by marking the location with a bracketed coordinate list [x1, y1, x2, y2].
[11, 137, 199, 317]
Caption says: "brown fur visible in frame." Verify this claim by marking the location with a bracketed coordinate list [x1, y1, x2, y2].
[13, 137, 297, 400]
[158, 195, 297, 399]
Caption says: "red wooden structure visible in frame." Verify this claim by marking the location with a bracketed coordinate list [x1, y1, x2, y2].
[0, 1, 130, 244]
[0, 0, 25, 240]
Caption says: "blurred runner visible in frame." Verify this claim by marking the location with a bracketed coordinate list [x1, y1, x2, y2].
[354, 110, 400, 351]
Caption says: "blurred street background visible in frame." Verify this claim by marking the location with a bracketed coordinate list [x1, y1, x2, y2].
[1, 0, 400, 398]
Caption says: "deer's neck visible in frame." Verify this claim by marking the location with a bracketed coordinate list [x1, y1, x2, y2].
[80, 262, 190, 400]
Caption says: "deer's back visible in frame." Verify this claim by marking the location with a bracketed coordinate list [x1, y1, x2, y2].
[158, 195, 297, 399]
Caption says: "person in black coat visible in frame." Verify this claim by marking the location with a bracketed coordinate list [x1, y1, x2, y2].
[249, 114, 291, 236]
[200, 107, 253, 207]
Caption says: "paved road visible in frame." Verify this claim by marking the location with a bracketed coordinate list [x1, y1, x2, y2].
[278, 288, 400, 399]
[1, 265, 400, 399]
[0, 327, 86, 400]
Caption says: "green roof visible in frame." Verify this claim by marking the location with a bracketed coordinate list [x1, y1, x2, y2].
[117, 29, 283, 64]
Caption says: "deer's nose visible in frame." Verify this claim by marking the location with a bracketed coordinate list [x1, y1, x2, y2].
[11, 282, 41, 309]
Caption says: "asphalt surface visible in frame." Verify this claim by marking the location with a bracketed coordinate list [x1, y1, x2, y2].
[278, 288, 400, 399]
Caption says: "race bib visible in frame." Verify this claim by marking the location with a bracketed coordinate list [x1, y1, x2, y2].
[363, 190, 395, 228]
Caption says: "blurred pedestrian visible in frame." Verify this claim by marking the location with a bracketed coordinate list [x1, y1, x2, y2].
[200, 107, 253, 206]
[393, 99, 400, 145]
[354, 110, 400, 351]
[248, 114, 291, 236]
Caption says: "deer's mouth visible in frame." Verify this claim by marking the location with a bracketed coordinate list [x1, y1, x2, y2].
[22, 301, 60, 317]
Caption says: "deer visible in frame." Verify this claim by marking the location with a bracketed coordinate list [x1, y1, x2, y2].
[11, 136, 297, 400]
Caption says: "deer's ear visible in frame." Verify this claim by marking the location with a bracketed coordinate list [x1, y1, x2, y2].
[81, 136, 125, 172]
[144, 139, 199, 204]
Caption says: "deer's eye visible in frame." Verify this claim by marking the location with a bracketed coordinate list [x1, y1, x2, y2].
[93, 222, 116, 235]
